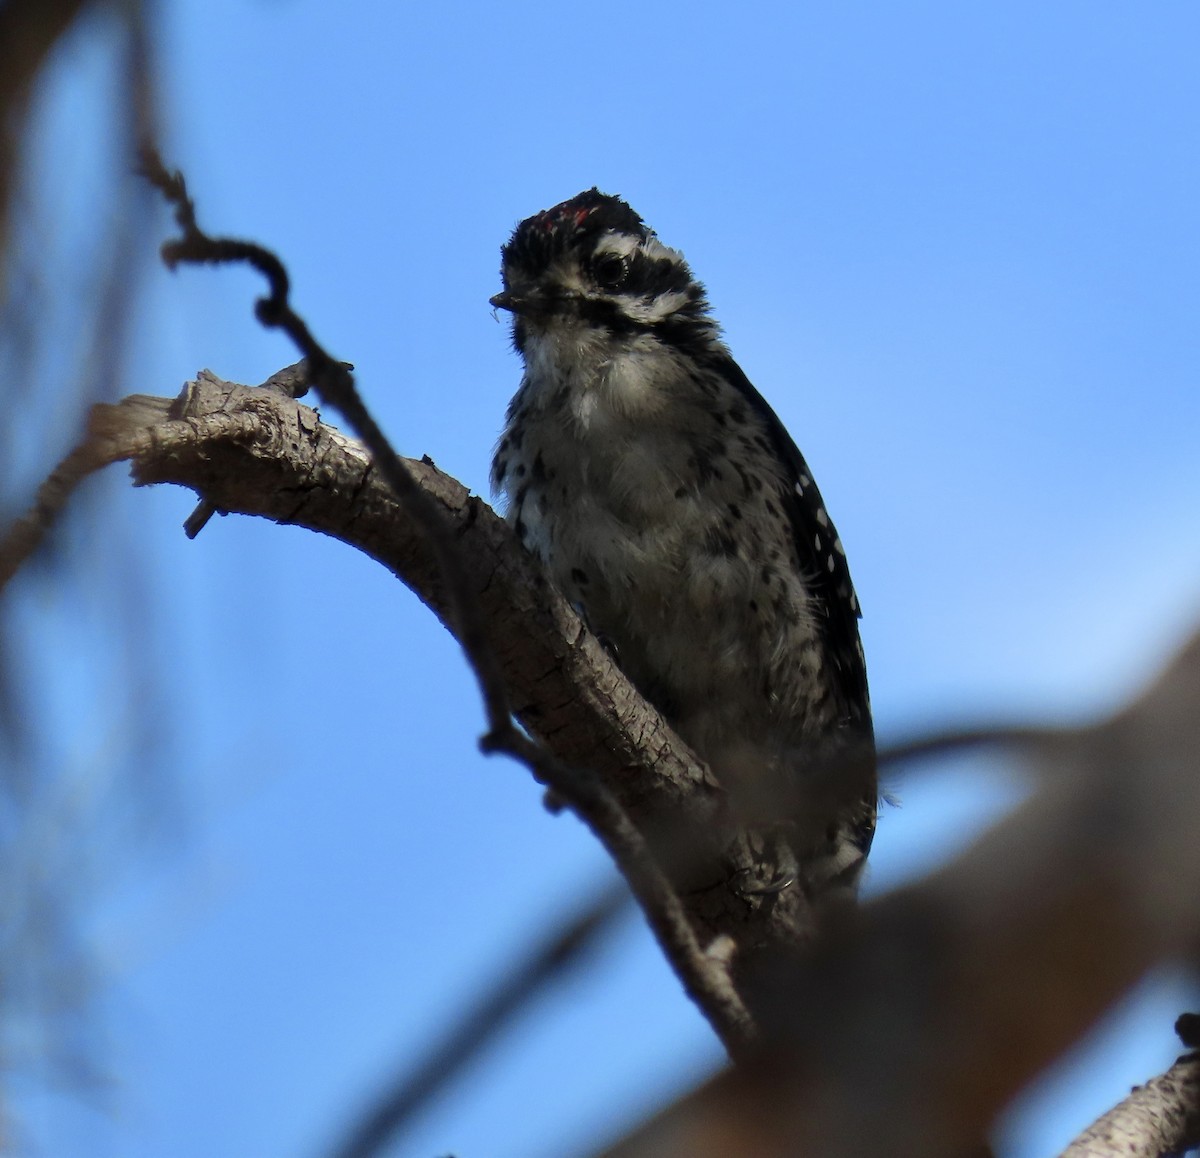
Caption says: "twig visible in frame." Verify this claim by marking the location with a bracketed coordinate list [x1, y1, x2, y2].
[137, 145, 520, 743]
[878, 723, 1070, 768]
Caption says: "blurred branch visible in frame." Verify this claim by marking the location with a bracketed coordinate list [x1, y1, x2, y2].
[878, 723, 1069, 767]
[0, 0, 91, 253]
[593, 627, 1200, 1158]
[0, 0, 168, 1124]
[0, 0, 89, 115]
[329, 883, 630, 1158]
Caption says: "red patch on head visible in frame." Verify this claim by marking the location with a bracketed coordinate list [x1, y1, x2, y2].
[534, 199, 596, 233]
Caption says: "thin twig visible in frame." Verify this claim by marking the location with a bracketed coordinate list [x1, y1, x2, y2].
[136, 146, 510, 733]
[182, 360, 317, 537]
[878, 723, 1070, 768]
[330, 884, 630, 1158]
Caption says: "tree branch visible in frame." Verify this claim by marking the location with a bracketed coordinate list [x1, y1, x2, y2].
[1, 370, 773, 1052]
[1059, 1043, 1200, 1158]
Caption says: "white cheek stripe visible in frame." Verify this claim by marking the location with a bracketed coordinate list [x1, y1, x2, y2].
[594, 232, 642, 259]
[643, 237, 684, 264]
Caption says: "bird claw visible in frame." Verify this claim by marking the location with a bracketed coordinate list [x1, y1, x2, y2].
[730, 866, 796, 897]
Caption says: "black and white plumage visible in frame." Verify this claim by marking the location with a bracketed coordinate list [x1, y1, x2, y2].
[490, 189, 875, 897]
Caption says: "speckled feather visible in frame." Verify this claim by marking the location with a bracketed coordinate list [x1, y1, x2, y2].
[491, 190, 876, 894]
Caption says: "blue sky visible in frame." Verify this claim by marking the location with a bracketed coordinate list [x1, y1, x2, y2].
[9, 2, 1200, 1156]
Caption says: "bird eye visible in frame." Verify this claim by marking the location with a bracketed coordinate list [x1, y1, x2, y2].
[591, 252, 629, 290]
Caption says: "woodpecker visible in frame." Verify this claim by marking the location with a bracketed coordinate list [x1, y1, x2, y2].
[490, 189, 875, 898]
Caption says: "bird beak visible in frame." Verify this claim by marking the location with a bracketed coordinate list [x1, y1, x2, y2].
[490, 289, 553, 316]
